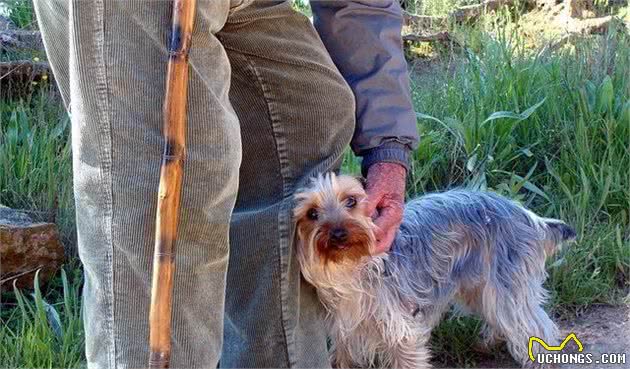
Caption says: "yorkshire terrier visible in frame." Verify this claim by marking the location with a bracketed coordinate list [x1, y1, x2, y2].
[294, 173, 576, 369]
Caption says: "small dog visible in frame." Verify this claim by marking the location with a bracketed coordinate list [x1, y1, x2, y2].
[294, 173, 576, 369]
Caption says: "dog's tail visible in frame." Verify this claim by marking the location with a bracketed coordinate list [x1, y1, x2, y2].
[542, 218, 576, 256]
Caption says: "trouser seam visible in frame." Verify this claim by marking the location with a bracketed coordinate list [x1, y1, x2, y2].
[93, 1, 117, 367]
[240, 52, 296, 367]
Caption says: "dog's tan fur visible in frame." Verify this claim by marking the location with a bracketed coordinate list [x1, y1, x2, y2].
[294, 173, 575, 369]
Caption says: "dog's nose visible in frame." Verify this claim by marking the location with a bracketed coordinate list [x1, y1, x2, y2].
[329, 227, 348, 244]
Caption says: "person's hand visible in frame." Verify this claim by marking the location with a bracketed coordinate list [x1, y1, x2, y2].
[364, 162, 406, 255]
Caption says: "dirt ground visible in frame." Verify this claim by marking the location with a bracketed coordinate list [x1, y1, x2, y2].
[472, 304, 630, 369]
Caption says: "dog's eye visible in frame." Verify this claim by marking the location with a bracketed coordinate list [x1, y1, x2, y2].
[345, 196, 357, 208]
[307, 208, 319, 220]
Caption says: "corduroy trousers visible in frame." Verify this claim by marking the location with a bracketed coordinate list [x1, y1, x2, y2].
[33, 1, 355, 367]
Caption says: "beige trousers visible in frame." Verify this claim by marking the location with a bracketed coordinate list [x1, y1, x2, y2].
[33, 1, 355, 367]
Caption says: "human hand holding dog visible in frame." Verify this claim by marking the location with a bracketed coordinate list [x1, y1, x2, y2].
[365, 162, 406, 255]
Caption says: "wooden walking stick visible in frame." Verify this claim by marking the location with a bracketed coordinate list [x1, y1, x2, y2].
[148, 0, 196, 368]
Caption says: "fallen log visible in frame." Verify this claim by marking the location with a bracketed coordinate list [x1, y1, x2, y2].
[0, 60, 52, 99]
[0, 29, 43, 50]
[545, 16, 625, 52]
[404, 0, 525, 28]
[0, 59, 50, 80]
[0, 206, 64, 290]
[578, 15, 615, 34]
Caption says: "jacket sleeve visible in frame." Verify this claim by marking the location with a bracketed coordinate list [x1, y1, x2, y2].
[310, 0, 419, 175]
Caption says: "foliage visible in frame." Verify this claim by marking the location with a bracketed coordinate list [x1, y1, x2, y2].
[1, 1, 629, 367]
[409, 27, 629, 306]
[0, 268, 85, 368]
[2, 0, 35, 29]
[291, 0, 312, 17]
[401, 22, 629, 367]
[0, 89, 75, 247]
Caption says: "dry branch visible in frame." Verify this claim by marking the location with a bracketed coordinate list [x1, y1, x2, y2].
[403, 31, 452, 43]
[403, 13, 448, 28]
[451, 0, 518, 22]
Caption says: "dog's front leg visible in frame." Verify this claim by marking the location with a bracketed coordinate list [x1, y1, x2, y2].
[330, 339, 355, 368]
[382, 337, 431, 369]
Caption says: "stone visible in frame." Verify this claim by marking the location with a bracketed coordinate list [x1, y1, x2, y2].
[0, 206, 64, 290]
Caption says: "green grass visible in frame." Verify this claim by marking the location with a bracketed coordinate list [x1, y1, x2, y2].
[402, 21, 629, 367]
[0, 266, 85, 368]
[1, 5, 629, 368]
[349, 21, 629, 366]
[407, 25, 629, 307]
[2, 0, 36, 29]
[0, 88, 75, 247]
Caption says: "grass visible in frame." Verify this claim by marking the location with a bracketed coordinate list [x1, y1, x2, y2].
[0, 88, 75, 247]
[2, 0, 36, 29]
[406, 25, 630, 308]
[0, 266, 85, 367]
[352, 19, 629, 366]
[1, 1, 629, 367]
[408, 19, 628, 366]
[400, 10, 629, 362]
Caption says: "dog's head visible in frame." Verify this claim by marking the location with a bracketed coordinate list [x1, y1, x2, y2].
[294, 173, 376, 287]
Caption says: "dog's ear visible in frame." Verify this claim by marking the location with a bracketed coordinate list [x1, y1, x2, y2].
[355, 176, 368, 189]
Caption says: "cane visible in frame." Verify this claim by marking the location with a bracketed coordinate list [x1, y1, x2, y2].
[148, 0, 197, 368]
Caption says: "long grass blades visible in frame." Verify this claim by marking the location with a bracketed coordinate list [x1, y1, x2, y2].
[1, 269, 84, 368]
[148, 1, 197, 368]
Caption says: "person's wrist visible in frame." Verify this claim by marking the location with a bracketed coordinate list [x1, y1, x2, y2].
[366, 162, 407, 188]
[360, 142, 411, 177]
[367, 162, 406, 177]
[365, 161, 407, 218]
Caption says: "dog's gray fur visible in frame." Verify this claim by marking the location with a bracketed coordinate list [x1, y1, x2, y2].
[295, 174, 576, 369]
